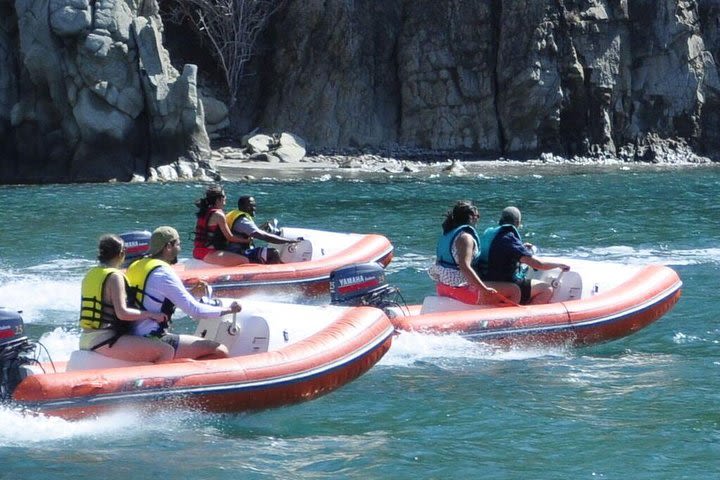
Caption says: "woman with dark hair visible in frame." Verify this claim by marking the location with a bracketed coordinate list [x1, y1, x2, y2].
[192, 185, 248, 266]
[428, 201, 521, 305]
[79, 234, 175, 362]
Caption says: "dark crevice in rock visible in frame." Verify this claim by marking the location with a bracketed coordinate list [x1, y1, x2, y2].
[490, 0, 505, 156]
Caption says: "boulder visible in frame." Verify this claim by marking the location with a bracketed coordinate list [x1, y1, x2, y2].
[274, 132, 307, 162]
[247, 133, 275, 153]
[202, 95, 229, 125]
[442, 159, 467, 175]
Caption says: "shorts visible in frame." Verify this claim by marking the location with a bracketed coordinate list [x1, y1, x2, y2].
[224, 244, 272, 263]
[79, 329, 117, 350]
[159, 333, 180, 352]
[193, 246, 213, 260]
[516, 278, 532, 305]
[244, 247, 270, 263]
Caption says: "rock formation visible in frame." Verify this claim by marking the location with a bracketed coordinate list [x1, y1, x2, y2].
[0, 0, 212, 183]
[233, 0, 720, 162]
[2, 0, 720, 184]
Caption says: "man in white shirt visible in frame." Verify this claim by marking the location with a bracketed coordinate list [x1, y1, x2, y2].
[127, 226, 242, 360]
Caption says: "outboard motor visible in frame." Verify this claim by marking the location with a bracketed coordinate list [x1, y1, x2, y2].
[119, 230, 151, 267]
[0, 308, 36, 401]
[329, 262, 403, 310]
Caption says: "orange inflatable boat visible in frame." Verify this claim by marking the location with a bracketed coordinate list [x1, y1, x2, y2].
[123, 227, 394, 298]
[2, 300, 394, 420]
[331, 258, 682, 348]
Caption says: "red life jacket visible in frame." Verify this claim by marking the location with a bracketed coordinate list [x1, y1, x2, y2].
[194, 207, 226, 250]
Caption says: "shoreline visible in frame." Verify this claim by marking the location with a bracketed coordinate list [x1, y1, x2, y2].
[213, 154, 720, 182]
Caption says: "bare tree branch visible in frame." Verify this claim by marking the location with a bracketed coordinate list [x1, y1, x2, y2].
[162, 0, 285, 106]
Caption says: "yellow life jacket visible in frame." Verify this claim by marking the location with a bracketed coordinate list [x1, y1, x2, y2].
[126, 257, 175, 323]
[126, 258, 165, 306]
[79, 266, 121, 330]
[226, 209, 254, 247]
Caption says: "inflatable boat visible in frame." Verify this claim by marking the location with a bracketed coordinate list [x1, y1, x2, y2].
[123, 227, 394, 298]
[330, 258, 682, 348]
[0, 300, 394, 420]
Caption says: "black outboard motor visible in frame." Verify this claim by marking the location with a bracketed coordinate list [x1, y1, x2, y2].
[0, 308, 36, 401]
[329, 262, 402, 309]
[119, 230, 151, 267]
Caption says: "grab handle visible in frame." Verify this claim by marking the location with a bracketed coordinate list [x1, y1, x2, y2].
[551, 270, 565, 289]
[228, 312, 239, 336]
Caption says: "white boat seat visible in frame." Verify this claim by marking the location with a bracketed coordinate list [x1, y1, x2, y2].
[66, 350, 152, 371]
[420, 295, 489, 314]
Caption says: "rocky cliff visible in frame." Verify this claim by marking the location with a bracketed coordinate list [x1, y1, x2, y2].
[2, 0, 719, 184]
[233, 0, 720, 162]
[0, 0, 212, 183]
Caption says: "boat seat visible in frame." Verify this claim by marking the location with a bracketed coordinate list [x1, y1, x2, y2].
[420, 295, 488, 314]
[66, 350, 152, 371]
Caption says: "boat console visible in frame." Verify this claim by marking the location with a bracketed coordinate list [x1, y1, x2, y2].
[195, 313, 270, 356]
[525, 267, 584, 303]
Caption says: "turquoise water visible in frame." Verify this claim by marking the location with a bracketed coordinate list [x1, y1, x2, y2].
[1, 165, 719, 479]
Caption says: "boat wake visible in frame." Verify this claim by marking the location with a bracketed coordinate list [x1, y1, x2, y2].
[574, 246, 720, 266]
[0, 273, 81, 323]
[381, 330, 571, 369]
[384, 253, 434, 274]
[0, 405, 199, 446]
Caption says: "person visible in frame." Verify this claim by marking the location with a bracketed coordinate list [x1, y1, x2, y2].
[192, 185, 249, 266]
[225, 195, 299, 264]
[79, 234, 175, 363]
[428, 200, 520, 305]
[477, 206, 570, 305]
[127, 226, 243, 360]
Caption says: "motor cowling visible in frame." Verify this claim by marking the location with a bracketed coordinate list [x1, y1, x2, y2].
[330, 262, 399, 308]
[0, 308, 36, 401]
[119, 230, 151, 267]
[0, 308, 27, 349]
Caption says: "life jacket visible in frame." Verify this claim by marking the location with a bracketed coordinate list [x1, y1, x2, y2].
[79, 267, 134, 349]
[126, 258, 175, 329]
[226, 209, 255, 248]
[435, 225, 481, 270]
[477, 224, 525, 280]
[193, 207, 226, 250]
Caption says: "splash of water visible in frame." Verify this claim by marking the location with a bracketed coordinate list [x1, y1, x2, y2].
[0, 407, 201, 447]
[382, 331, 569, 369]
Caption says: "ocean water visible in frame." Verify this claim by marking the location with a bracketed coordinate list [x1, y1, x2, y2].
[1, 164, 719, 479]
